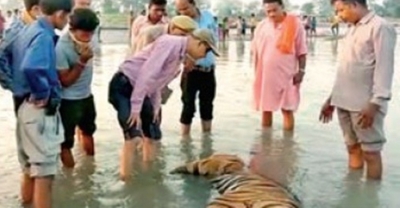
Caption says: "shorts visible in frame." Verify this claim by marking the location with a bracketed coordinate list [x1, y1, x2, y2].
[17, 101, 64, 177]
[59, 95, 97, 149]
[337, 108, 386, 152]
[108, 72, 161, 140]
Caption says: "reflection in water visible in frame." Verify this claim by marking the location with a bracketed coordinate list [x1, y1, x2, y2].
[199, 135, 214, 159]
[180, 134, 214, 162]
[180, 137, 196, 163]
[250, 129, 299, 187]
[53, 154, 98, 207]
[218, 41, 228, 54]
[307, 38, 316, 56]
[121, 159, 175, 208]
[179, 136, 215, 208]
[331, 39, 339, 56]
[236, 39, 245, 59]
[336, 175, 381, 208]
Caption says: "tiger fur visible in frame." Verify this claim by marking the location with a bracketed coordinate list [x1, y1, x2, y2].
[170, 154, 301, 208]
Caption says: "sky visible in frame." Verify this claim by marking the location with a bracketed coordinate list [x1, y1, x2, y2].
[235, 0, 384, 5]
[286, 0, 383, 5]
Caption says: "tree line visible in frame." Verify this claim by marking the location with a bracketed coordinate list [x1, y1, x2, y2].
[1, 0, 398, 19]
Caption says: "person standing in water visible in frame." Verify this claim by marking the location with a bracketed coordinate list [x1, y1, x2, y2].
[108, 29, 219, 181]
[249, 13, 258, 39]
[331, 14, 340, 36]
[13, 0, 73, 206]
[251, 0, 307, 131]
[320, 0, 396, 180]
[175, 0, 219, 136]
[56, 8, 99, 168]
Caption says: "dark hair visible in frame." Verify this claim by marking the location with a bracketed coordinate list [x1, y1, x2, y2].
[23, 0, 40, 10]
[69, 8, 99, 32]
[40, 0, 73, 15]
[262, 0, 283, 5]
[149, 0, 167, 7]
[330, 0, 367, 5]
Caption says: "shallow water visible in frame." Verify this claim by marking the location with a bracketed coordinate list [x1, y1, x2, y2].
[1, 37, 400, 208]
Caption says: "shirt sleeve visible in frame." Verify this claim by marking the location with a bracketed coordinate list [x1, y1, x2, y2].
[295, 19, 307, 57]
[55, 42, 70, 71]
[22, 33, 53, 101]
[130, 39, 174, 114]
[370, 23, 397, 106]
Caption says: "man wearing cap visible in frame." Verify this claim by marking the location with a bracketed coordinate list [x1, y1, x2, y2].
[175, 0, 219, 136]
[130, 15, 198, 106]
[130, 0, 168, 48]
[131, 15, 197, 55]
[108, 28, 219, 181]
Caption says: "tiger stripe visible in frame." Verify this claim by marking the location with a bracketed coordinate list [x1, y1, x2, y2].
[171, 154, 301, 208]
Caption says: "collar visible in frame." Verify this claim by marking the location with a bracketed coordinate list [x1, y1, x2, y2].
[358, 11, 374, 25]
[37, 17, 56, 37]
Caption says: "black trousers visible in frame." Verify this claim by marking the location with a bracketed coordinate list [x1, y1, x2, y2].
[180, 69, 216, 125]
[59, 95, 97, 149]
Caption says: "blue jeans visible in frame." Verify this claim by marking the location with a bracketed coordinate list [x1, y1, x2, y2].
[108, 72, 161, 140]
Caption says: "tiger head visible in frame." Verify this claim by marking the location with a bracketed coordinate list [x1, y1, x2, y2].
[170, 154, 245, 177]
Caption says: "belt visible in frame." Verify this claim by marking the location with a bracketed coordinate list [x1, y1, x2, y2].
[193, 65, 215, 72]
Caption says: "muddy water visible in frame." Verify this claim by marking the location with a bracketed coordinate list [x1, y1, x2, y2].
[0, 37, 399, 208]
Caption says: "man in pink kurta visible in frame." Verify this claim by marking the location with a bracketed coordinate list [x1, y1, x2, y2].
[251, 0, 307, 130]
